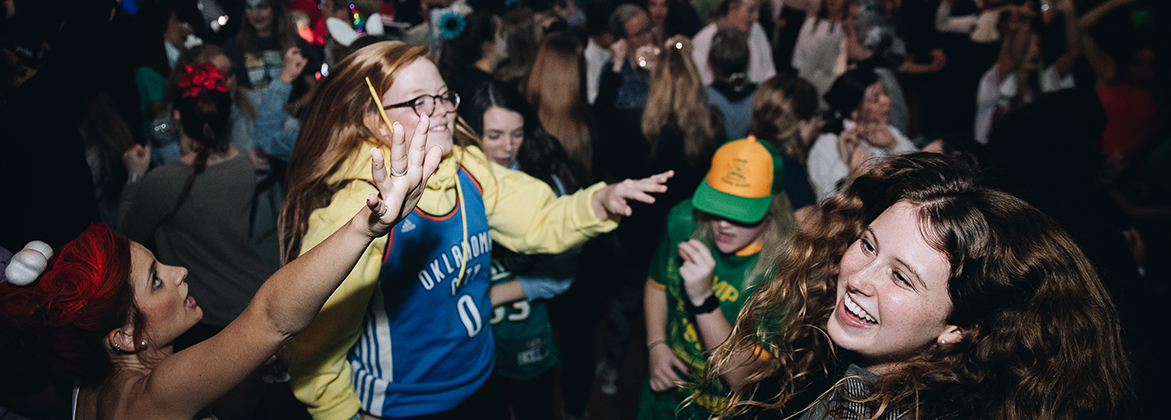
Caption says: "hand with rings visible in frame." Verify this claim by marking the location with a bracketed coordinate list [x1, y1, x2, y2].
[361, 113, 443, 238]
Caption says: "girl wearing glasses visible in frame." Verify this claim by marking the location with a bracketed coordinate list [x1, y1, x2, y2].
[280, 41, 671, 420]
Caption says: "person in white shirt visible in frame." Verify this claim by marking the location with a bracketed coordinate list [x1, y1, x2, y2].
[692, 0, 777, 85]
[973, 0, 1079, 144]
[807, 68, 919, 202]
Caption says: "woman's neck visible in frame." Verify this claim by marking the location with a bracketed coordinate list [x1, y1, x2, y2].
[256, 26, 273, 38]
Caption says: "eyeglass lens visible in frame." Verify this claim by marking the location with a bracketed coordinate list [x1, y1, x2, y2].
[412, 92, 460, 116]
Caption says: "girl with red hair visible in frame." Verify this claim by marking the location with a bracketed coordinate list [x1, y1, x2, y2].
[0, 107, 442, 419]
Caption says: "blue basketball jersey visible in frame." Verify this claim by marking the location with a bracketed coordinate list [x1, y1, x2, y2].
[349, 167, 495, 417]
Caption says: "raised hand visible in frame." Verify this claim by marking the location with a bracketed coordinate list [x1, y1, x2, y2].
[591, 170, 674, 219]
[361, 113, 443, 238]
[609, 39, 628, 72]
[122, 144, 151, 178]
[280, 47, 308, 83]
[677, 240, 716, 307]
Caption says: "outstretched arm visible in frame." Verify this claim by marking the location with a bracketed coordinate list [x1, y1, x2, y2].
[935, 0, 978, 34]
[1051, 0, 1080, 79]
[590, 170, 674, 219]
[1079, 0, 1131, 84]
[138, 115, 442, 419]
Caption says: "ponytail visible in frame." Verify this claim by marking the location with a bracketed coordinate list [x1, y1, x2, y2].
[170, 63, 233, 215]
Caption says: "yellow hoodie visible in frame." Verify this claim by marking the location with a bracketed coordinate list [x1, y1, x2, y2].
[287, 142, 617, 419]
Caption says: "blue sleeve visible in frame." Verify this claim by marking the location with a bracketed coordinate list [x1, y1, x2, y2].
[515, 246, 580, 300]
[252, 80, 299, 161]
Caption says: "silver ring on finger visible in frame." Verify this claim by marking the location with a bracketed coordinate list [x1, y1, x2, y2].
[376, 203, 389, 218]
[389, 166, 407, 177]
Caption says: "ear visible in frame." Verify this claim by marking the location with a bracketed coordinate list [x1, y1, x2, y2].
[362, 112, 392, 144]
[936, 325, 964, 346]
[108, 328, 138, 353]
[172, 109, 181, 122]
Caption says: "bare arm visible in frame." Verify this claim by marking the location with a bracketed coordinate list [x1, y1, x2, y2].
[489, 281, 527, 306]
[1080, 0, 1131, 84]
[676, 240, 760, 390]
[1051, 0, 1080, 79]
[137, 116, 442, 418]
[1080, 0, 1132, 29]
[994, 12, 1031, 82]
[935, 0, 979, 34]
[645, 281, 689, 392]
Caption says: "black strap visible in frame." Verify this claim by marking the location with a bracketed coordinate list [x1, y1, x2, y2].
[685, 294, 720, 315]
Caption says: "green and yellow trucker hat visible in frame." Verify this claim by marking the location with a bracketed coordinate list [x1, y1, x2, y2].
[692, 136, 776, 223]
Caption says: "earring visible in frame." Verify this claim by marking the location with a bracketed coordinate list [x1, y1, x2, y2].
[938, 338, 947, 345]
[139, 340, 147, 349]
[113, 342, 122, 351]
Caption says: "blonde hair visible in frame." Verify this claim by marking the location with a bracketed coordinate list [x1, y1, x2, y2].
[748, 75, 819, 166]
[524, 32, 592, 181]
[279, 42, 430, 263]
[691, 193, 799, 286]
[642, 41, 719, 166]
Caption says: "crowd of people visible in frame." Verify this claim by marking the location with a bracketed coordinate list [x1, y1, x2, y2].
[0, 0, 1166, 419]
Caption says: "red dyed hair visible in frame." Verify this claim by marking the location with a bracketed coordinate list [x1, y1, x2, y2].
[0, 224, 140, 385]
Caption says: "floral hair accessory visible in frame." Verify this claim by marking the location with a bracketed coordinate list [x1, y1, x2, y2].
[3, 241, 53, 286]
[438, 10, 466, 40]
[178, 62, 229, 98]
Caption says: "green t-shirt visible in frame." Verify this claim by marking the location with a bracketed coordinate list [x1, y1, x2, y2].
[488, 246, 559, 380]
[641, 201, 766, 418]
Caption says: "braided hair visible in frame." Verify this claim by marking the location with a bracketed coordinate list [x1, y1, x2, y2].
[170, 63, 233, 216]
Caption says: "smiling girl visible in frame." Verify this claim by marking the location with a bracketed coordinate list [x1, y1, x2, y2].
[280, 41, 670, 420]
[705, 153, 1138, 419]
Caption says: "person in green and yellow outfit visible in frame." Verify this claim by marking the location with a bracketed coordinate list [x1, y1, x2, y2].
[640, 137, 799, 419]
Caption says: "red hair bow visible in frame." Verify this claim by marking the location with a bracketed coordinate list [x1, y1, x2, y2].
[178, 62, 229, 98]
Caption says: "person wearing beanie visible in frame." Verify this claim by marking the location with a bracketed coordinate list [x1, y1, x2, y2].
[639, 137, 799, 419]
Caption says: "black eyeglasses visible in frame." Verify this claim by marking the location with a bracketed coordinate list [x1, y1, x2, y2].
[382, 92, 460, 116]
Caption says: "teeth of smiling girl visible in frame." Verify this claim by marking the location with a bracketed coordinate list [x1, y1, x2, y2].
[845, 295, 877, 323]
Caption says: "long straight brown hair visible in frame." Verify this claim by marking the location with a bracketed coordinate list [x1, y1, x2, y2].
[524, 32, 593, 182]
[236, 0, 298, 56]
[642, 40, 719, 166]
[279, 42, 428, 264]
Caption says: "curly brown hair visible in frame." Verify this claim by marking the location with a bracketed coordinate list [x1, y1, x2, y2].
[704, 153, 1139, 419]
